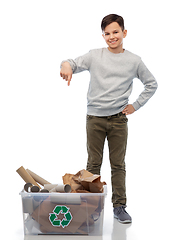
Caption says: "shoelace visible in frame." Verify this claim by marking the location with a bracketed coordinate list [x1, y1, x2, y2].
[116, 206, 127, 214]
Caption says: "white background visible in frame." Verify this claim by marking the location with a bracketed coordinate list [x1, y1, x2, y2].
[0, 0, 179, 239]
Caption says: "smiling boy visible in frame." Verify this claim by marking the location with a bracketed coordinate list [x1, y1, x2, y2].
[60, 14, 158, 223]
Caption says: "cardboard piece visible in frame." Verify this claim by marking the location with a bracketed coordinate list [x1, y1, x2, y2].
[31, 195, 101, 234]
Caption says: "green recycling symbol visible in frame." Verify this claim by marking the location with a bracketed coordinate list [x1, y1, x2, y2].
[49, 205, 73, 228]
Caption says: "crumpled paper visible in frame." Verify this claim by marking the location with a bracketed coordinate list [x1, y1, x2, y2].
[62, 169, 106, 193]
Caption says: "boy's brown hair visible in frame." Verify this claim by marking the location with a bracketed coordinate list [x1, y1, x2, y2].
[101, 14, 125, 32]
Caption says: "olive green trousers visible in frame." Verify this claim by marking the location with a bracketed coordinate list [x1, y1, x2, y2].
[86, 112, 128, 208]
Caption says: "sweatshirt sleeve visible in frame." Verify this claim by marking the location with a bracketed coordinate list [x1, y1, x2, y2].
[61, 51, 92, 74]
[132, 60, 158, 111]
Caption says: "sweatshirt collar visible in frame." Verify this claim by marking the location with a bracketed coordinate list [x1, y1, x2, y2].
[105, 48, 127, 56]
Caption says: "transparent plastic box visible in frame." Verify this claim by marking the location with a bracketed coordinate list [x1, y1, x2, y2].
[20, 186, 107, 236]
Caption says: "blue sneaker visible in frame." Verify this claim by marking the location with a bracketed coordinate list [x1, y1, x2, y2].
[113, 206, 132, 223]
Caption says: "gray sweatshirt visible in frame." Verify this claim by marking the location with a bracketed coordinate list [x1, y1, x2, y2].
[62, 48, 158, 116]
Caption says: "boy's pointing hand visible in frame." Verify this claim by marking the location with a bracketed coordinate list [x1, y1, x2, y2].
[60, 62, 73, 86]
[122, 104, 135, 115]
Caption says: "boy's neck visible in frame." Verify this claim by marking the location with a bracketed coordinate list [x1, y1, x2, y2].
[107, 46, 124, 54]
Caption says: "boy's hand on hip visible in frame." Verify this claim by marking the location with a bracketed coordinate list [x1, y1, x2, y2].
[60, 62, 73, 86]
[122, 104, 135, 115]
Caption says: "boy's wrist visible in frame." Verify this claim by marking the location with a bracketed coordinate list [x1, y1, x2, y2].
[132, 102, 140, 111]
[61, 61, 71, 68]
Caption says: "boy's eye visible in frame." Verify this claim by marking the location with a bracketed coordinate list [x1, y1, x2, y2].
[104, 31, 118, 36]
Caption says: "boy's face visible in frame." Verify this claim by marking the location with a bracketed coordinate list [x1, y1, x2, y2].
[102, 22, 127, 53]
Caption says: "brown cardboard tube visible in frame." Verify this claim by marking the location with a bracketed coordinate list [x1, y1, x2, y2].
[26, 169, 51, 186]
[40, 189, 49, 193]
[50, 194, 81, 205]
[24, 183, 40, 193]
[16, 166, 41, 189]
[22, 197, 34, 214]
[44, 184, 58, 191]
[31, 186, 40, 193]
[49, 184, 71, 193]
[24, 183, 33, 192]
[56, 184, 71, 193]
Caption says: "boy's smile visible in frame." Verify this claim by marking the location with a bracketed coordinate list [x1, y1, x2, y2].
[103, 22, 127, 54]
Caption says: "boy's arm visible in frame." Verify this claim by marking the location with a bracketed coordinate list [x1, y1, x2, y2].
[60, 51, 92, 86]
[132, 60, 158, 111]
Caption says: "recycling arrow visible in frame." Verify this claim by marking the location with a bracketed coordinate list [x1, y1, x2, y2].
[49, 205, 73, 228]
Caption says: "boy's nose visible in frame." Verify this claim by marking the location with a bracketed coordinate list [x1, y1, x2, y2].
[109, 33, 115, 39]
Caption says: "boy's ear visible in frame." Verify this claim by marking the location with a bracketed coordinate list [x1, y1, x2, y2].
[123, 29, 127, 38]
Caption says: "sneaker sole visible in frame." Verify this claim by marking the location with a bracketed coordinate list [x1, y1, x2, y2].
[114, 214, 132, 224]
